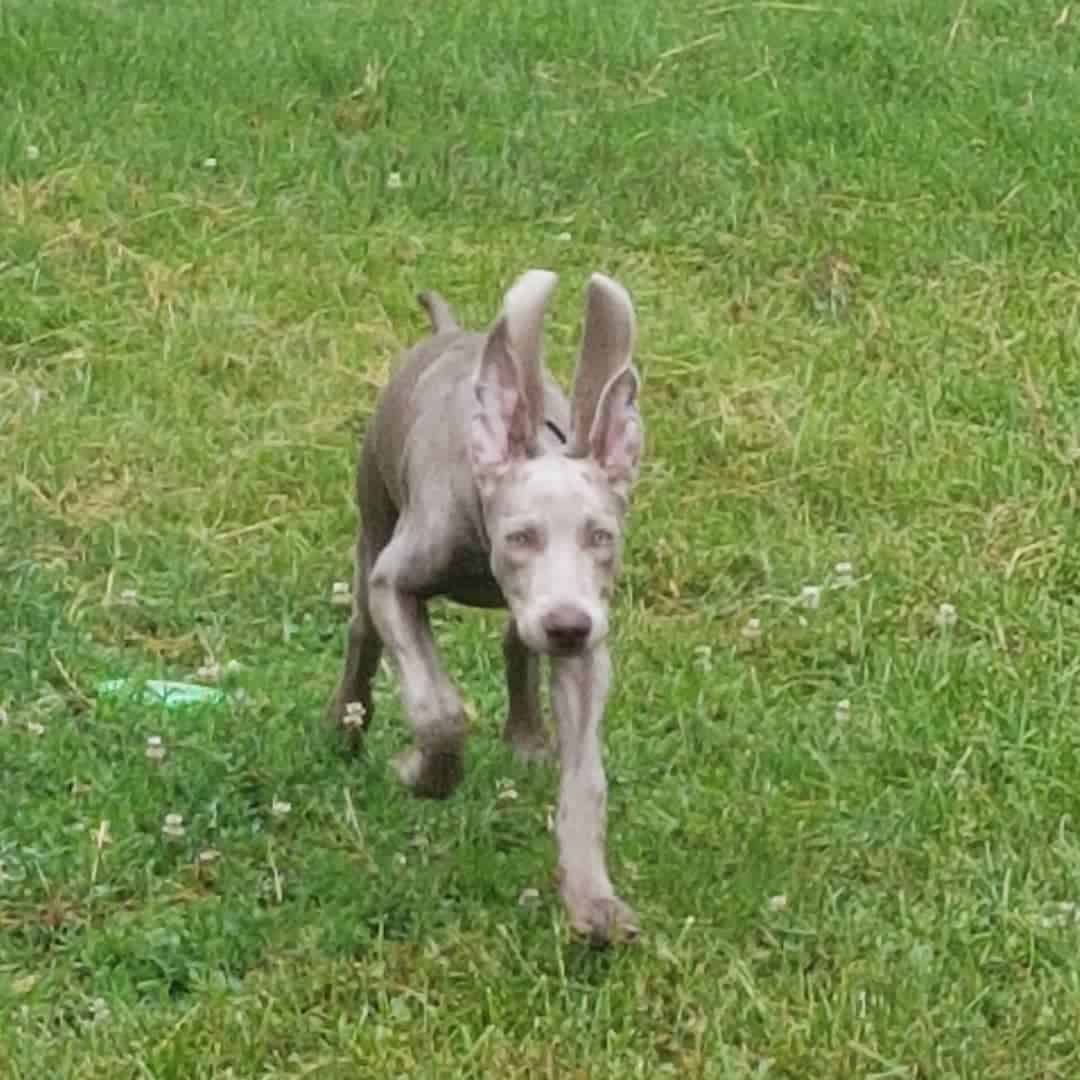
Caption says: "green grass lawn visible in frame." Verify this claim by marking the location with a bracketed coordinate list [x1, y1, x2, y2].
[4, 0, 1080, 1074]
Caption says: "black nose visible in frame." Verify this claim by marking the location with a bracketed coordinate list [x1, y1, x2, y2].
[541, 606, 592, 653]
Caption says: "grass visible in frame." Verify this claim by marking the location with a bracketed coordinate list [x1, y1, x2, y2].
[3, 0, 1080, 1074]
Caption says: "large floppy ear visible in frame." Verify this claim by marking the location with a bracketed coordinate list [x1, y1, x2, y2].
[470, 270, 558, 499]
[588, 364, 643, 500]
[568, 273, 637, 457]
[568, 273, 643, 498]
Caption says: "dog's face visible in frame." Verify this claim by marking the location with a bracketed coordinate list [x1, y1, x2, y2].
[485, 455, 626, 656]
[469, 270, 643, 657]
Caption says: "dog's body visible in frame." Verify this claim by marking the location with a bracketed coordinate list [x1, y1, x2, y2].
[328, 270, 643, 943]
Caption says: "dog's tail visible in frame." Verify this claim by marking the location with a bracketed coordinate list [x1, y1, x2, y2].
[417, 290, 460, 335]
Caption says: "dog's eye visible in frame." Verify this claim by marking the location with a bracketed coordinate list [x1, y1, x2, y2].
[589, 528, 615, 547]
[506, 529, 536, 548]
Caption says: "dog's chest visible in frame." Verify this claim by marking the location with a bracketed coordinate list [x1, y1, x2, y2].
[427, 544, 504, 609]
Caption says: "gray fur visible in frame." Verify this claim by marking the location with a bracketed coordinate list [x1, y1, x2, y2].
[328, 270, 644, 944]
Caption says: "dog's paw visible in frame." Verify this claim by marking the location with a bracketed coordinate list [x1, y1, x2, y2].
[393, 746, 464, 799]
[563, 892, 640, 947]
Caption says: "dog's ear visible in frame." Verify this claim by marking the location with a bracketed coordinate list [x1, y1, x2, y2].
[569, 274, 637, 458]
[470, 270, 558, 499]
[505, 269, 557, 445]
[588, 364, 643, 500]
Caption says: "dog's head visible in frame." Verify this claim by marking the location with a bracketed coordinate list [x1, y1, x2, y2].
[469, 270, 643, 656]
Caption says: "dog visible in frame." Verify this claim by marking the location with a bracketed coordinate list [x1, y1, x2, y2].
[328, 270, 644, 943]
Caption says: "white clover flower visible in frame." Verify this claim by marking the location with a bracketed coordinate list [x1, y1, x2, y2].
[271, 798, 292, 818]
[202, 156, 218, 170]
[1040, 901, 1080, 928]
[767, 894, 788, 912]
[196, 661, 222, 682]
[197, 848, 221, 865]
[833, 561, 855, 588]
[331, 581, 351, 607]
[935, 602, 958, 629]
[162, 813, 186, 839]
[834, 699, 851, 723]
[343, 701, 366, 729]
[799, 585, 822, 610]
[741, 617, 763, 641]
[26, 721, 45, 737]
[386, 171, 403, 190]
[26, 144, 40, 161]
[145, 735, 166, 761]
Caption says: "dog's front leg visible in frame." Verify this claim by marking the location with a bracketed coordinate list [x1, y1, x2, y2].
[367, 535, 466, 799]
[502, 620, 548, 762]
[550, 646, 639, 944]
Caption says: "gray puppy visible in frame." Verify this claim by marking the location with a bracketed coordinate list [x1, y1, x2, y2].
[329, 270, 643, 943]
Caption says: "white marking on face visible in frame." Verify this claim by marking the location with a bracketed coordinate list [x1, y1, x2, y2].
[485, 455, 625, 655]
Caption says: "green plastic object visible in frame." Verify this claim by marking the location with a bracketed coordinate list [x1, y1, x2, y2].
[96, 679, 227, 708]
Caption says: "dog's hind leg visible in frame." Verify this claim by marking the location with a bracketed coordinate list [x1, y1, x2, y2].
[327, 429, 395, 749]
[326, 530, 383, 750]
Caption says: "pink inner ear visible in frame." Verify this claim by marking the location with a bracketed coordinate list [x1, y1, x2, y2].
[470, 408, 505, 473]
[472, 308, 539, 472]
[601, 411, 642, 477]
[588, 366, 642, 480]
[470, 374, 533, 494]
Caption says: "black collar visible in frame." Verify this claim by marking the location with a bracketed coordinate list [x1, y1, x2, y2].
[544, 418, 567, 445]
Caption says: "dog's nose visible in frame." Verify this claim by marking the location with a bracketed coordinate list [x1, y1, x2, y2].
[541, 606, 593, 653]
